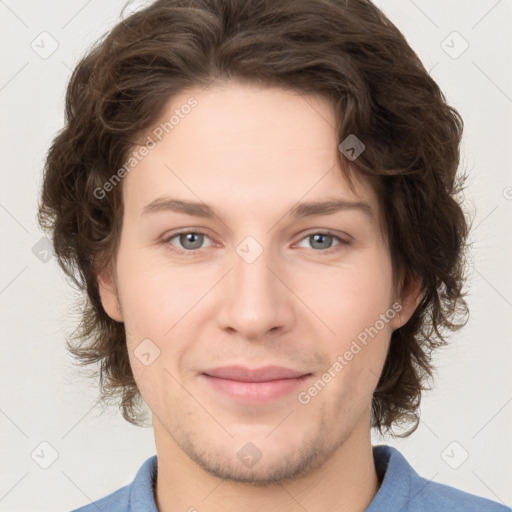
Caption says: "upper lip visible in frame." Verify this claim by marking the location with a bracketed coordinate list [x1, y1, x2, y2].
[202, 365, 309, 382]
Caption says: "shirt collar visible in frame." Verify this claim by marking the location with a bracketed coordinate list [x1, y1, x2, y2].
[367, 444, 420, 511]
[128, 454, 159, 511]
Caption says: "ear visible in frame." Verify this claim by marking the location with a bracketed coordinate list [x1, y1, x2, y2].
[97, 266, 124, 322]
[393, 271, 424, 330]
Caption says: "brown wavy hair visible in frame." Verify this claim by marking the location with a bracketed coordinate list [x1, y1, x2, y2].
[37, 0, 470, 436]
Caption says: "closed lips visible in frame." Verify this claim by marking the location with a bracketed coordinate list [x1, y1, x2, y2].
[202, 365, 310, 382]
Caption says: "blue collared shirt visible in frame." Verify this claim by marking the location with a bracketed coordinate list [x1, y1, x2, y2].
[70, 445, 510, 511]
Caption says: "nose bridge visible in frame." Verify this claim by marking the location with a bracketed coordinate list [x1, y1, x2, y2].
[216, 234, 294, 338]
[234, 236, 278, 295]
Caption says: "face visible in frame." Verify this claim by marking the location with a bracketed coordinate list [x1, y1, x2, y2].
[99, 81, 413, 484]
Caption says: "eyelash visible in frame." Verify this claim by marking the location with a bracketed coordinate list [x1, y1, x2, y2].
[162, 230, 350, 257]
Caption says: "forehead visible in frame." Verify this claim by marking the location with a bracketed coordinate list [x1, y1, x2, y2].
[122, 80, 381, 226]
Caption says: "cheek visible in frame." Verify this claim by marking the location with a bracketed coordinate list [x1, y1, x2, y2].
[116, 245, 199, 334]
[115, 245, 217, 384]
[311, 253, 394, 396]
[317, 258, 394, 336]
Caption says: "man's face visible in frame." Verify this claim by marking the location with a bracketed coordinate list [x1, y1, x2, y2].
[100, 81, 401, 483]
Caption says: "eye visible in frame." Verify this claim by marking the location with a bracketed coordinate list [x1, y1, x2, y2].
[296, 231, 350, 253]
[162, 230, 350, 255]
[163, 230, 213, 254]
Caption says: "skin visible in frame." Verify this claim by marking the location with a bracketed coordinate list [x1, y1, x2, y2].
[98, 80, 423, 512]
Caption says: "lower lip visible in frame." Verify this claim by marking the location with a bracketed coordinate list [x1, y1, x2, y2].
[201, 374, 312, 404]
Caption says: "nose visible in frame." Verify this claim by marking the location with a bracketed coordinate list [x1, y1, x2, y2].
[216, 240, 296, 341]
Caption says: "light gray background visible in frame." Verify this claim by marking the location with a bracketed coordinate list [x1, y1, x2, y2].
[0, 0, 511, 511]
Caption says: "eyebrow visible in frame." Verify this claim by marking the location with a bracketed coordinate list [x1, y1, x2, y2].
[141, 196, 374, 220]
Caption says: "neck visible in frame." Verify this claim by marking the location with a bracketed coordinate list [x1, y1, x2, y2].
[153, 413, 380, 512]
